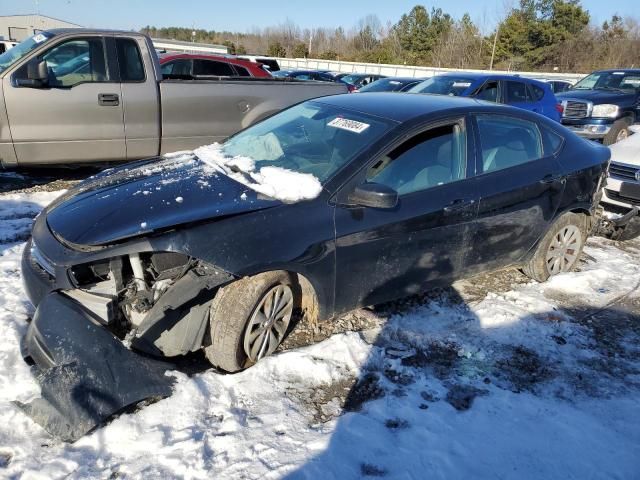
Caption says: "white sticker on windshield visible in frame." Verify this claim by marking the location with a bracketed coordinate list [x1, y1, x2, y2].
[453, 82, 472, 87]
[328, 117, 370, 134]
[32, 34, 47, 43]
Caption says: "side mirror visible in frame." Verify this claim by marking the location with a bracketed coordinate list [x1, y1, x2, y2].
[348, 182, 398, 209]
[16, 60, 48, 87]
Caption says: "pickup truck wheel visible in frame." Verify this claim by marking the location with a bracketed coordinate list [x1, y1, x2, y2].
[204, 271, 296, 372]
[603, 119, 631, 146]
[523, 212, 587, 282]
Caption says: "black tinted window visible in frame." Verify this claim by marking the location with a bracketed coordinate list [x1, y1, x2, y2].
[116, 38, 144, 81]
[367, 123, 466, 195]
[234, 65, 250, 77]
[529, 83, 545, 100]
[476, 115, 543, 173]
[476, 81, 498, 102]
[194, 60, 235, 76]
[505, 81, 530, 103]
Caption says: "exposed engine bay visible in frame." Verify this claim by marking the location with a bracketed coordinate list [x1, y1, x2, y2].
[64, 252, 234, 357]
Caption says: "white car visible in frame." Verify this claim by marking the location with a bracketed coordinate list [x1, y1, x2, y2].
[602, 125, 640, 211]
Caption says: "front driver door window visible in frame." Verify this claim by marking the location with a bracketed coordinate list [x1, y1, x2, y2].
[43, 38, 108, 87]
[333, 119, 478, 313]
[366, 124, 466, 195]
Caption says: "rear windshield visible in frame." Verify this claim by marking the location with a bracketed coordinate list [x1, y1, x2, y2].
[409, 76, 474, 96]
[359, 79, 411, 92]
[0, 32, 55, 73]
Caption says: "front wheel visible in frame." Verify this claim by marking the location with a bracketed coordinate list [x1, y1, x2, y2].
[204, 271, 296, 372]
[523, 212, 587, 282]
[603, 119, 631, 146]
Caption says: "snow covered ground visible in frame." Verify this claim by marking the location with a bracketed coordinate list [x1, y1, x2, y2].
[0, 190, 639, 479]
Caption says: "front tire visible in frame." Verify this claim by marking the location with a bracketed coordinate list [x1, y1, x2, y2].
[205, 271, 296, 372]
[603, 118, 631, 146]
[523, 212, 587, 282]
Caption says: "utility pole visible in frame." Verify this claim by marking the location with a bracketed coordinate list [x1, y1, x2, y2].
[490, 24, 500, 70]
[308, 32, 313, 58]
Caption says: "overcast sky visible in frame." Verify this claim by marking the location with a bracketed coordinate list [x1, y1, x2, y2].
[2, 0, 638, 34]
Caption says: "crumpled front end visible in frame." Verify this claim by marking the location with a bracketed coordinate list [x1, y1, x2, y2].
[18, 292, 176, 442]
[20, 225, 235, 441]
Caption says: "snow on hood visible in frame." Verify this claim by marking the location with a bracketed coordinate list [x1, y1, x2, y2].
[193, 142, 323, 203]
[609, 125, 640, 166]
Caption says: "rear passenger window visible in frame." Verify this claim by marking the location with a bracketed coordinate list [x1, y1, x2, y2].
[541, 126, 564, 155]
[161, 59, 192, 76]
[116, 38, 145, 81]
[366, 122, 466, 195]
[193, 60, 235, 76]
[234, 66, 251, 77]
[505, 81, 530, 103]
[529, 84, 545, 101]
[476, 115, 543, 173]
[475, 81, 498, 102]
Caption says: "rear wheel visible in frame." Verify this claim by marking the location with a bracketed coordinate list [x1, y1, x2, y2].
[205, 271, 296, 372]
[523, 212, 587, 282]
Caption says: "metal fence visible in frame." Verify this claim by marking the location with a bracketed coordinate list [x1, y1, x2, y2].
[276, 57, 586, 83]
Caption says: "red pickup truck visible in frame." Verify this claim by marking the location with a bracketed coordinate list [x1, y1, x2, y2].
[159, 53, 271, 78]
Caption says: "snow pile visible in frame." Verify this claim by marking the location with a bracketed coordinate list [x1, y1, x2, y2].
[0, 190, 639, 478]
[194, 143, 322, 203]
[609, 124, 640, 165]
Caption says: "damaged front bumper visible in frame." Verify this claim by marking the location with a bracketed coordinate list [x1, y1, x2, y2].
[18, 292, 176, 442]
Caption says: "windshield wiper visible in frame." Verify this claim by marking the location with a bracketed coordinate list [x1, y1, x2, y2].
[228, 164, 258, 184]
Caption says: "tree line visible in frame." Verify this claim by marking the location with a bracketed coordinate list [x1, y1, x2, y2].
[141, 1, 640, 73]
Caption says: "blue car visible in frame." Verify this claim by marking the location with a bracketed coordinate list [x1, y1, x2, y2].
[409, 73, 562, 122]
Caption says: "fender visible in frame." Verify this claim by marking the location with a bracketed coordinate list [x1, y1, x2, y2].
[132, 265, 235, 357]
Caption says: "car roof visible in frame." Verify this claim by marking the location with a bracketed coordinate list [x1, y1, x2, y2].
[158, 53, 257, 68]
[315, 92, 495, 123]
[591, 69, 640, 74]
[436, 72, 543, 82]
[377, 77, 422, 82]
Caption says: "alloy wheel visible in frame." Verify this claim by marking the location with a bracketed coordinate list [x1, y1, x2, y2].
[545, 225, 582, 275]
[616, 128, 629, 142]
[243, 284, 293, 363]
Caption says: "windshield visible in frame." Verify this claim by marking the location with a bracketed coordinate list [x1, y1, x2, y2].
[573, 71, 640, 91]
[409, 76, 474, 96]
[192, 101, 394, 201]
[0, 32, 54, 74]
[341, 74, 364, 85]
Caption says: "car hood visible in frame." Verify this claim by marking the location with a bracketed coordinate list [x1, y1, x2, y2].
[45, 155, 280, 246]
[609, 126, 640, 166]
[556, 89, 637, 105]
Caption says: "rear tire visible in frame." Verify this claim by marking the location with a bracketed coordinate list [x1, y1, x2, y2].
[204, 271, 297, 372]
[603, 118, 631, 146]
[523, 212, 587, 282]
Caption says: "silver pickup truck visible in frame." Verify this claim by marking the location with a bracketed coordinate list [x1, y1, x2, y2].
[0, 29, 347, 167]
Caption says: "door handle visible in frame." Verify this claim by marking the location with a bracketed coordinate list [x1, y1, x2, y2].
[443, 198, 476, 214]
[98, 93, 119, 106]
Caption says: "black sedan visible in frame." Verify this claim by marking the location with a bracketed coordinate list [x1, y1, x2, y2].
[23, 93, 609, 376]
